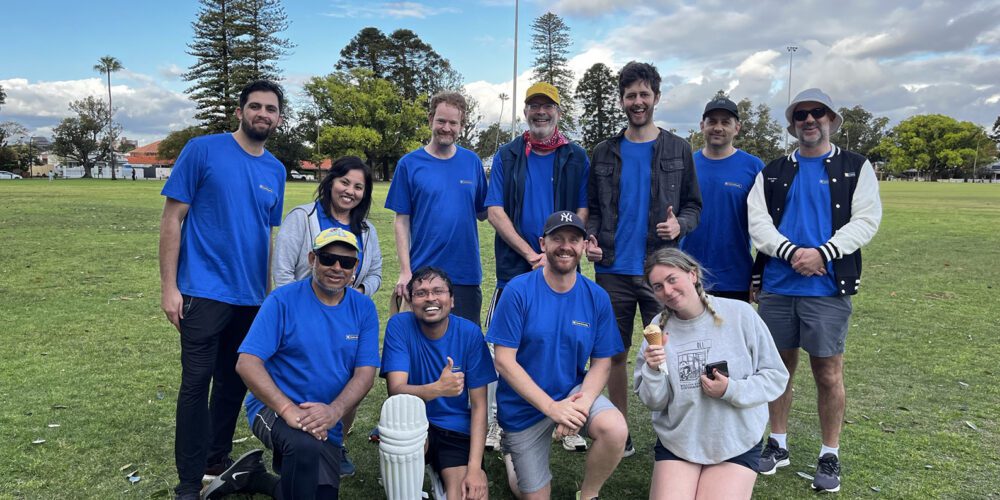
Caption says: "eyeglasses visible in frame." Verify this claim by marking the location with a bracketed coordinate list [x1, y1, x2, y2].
[526, 103, 558, 111]
[792, 107, 828, 122]
[315, 252, 358, 269]
[411, 288, 450, 299]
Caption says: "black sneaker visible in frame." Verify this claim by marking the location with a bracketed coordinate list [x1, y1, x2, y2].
[758, 438, 790, 475]
[201, 449, 264, 499]
[812, 453, 841, 493]
[622, 434, 635, 458]
[341, 446, 356, 477]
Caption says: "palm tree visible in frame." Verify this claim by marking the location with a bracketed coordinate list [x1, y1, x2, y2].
[94, 56, 123, 179]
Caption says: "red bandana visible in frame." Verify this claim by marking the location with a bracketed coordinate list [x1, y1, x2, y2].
[523, 128, 569, 156]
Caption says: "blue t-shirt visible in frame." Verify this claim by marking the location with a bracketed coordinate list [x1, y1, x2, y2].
[238, 280, 380, 445]
[595, 138, 653, 276]
[385, 147, 487, 285]
[161, 133, 285, 306]
[681, 150, 764, 292]
[315, 201, 364, 272]
[763, 151, 837, 296]
[485, 269, 623, 432]
[486, 150, 589, 287]
[380, 313, 498, 435]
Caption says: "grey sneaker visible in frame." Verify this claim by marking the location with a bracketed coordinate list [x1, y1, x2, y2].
[622, 434, 635, 458]
[561, 433, 588, 452]
[340, 446, 356, 477]
[812, 453, 841, 492]
[485, 421, 502, 451]
[758, 438, 790, 475]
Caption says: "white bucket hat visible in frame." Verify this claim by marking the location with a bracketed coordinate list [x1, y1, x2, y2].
[785, 88, 843, 138]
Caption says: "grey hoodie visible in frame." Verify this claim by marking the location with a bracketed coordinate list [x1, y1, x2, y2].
[271, 202, 382, 296]
[633, 296, 788, 464]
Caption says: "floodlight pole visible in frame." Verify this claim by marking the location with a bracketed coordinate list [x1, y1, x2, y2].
[511, 0, 519, 133]
[784, 45, 798, 152]
[495, 93, 509, 154]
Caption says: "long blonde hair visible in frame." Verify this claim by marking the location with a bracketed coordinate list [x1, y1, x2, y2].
[644, 248, 722, 328]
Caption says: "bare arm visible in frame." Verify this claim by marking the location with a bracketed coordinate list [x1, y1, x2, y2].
[462, 385, 489, 500]
[236, 353, 307, 431]
[159, 198, 190, 332]
[494, 345, 588, 430]
[487, 206, 542, 267]
[393, 214, 412, 299]
[385, 358, 465, 402]
[297, 365, 378, 438]
[575, 207, 589, 225]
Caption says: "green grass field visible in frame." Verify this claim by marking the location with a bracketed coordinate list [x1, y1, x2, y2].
[1, 179, 998, 499]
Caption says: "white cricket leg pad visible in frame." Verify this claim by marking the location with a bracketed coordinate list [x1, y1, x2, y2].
[426, 464, 447, 500]
[378, 394, 428, 500]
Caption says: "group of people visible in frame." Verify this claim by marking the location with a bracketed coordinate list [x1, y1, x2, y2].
[159, 60, 882, 500]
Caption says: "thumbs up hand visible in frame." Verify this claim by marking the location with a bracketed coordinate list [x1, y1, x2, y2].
[656, 206, 680, 240]
[435, 356, 465, 398]
[585, 234, 603, 262]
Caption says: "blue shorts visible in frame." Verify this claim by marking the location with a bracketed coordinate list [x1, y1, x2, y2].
[654, 439, 763, 473]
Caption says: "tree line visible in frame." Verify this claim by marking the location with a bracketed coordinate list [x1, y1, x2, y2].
[3, 6, 998, 180]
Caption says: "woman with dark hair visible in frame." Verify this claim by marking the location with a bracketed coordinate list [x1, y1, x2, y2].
[272, 156, 382, 296]
[634, 248, 787, 500]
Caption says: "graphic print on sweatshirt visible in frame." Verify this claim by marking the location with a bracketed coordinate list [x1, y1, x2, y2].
[676, 339, 713, 390]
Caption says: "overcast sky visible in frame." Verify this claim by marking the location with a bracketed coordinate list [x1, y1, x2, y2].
[2, 0, 998, 146]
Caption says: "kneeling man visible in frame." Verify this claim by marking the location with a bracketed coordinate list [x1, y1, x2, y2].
[381, 267, 496, 500]
[236, 228, 380, 498]
[487, 211, 628, 500]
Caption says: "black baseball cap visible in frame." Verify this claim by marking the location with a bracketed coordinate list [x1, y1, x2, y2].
[703, 97, 739, 120]
[543, 210, 586, 236]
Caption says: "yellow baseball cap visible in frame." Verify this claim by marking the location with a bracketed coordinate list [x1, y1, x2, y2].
[313, 227, 359, 251]
[525, 82, 560, 105]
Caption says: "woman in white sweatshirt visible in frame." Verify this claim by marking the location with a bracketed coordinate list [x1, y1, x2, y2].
[634, 248, 788, 500]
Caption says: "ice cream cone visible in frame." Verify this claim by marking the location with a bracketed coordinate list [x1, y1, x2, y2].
[643, 324, 663, 346]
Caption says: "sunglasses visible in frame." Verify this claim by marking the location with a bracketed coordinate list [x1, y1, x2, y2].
[315, 252, 358, 269]
[792, 107, 828, 122]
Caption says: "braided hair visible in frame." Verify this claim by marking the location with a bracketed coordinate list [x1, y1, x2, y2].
[643, 247, 723, 329]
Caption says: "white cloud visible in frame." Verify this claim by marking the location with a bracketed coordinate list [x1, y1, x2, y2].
[323, 1, 459, 19]
[0, 75, 197, 145]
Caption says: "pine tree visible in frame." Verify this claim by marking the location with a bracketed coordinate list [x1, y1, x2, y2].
[184, 0, 292, 133]
[576, 63, 624, 153]
[337, 27, 389, 77]
[530, 12, 576, 134]
[232, 0, 293, 84]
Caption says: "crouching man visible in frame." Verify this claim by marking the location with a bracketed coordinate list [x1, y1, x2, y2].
[381, 267, 497, 500]
[236, 228, 380, 498]
[488, 211, 628, 500]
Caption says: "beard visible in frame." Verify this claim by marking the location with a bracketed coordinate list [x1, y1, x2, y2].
[242, 115, 276, 142]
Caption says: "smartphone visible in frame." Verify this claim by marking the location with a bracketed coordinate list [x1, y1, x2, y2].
[705, 361, 729, 380]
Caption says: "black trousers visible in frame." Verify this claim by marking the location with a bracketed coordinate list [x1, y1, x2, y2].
[174, 295, 259, 494]
[252, 407, 342, 499]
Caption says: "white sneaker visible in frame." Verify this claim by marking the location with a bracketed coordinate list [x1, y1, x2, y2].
[561, 433, 588, 452]
[485, 421, 502, 451]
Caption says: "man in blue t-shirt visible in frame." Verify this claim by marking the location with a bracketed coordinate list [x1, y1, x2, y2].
[485, 81, 590, 453]
[234, 228, 380, 499]
[381, 267, 497, 500]
[749, 88, 882, 493]
[488, 211, 627, 500]
[681, 97, 765, 302]
[587, 62, 702, 457]
[159, 80, 288, 499]
[385, 91, 488, 325]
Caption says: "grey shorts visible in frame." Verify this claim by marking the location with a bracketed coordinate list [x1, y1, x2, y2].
[757, 292, 853, 357]
[500, 388, 616, 494]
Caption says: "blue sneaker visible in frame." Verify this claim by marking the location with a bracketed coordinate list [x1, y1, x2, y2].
[341, 446, 356, 477]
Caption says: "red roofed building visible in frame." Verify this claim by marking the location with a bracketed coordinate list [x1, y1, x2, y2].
[128, 141, 175, 179]
[128, 141, 174, 167]
[299, 158, 332, 172]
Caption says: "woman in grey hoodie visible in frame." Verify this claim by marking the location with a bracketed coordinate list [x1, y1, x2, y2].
[272, 156, 382, 295]
[634, 248, 788, 500]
